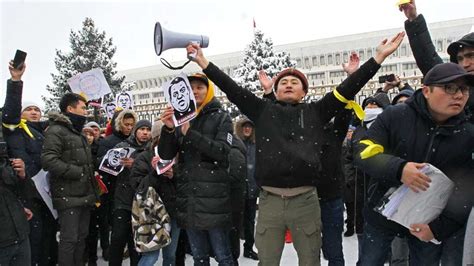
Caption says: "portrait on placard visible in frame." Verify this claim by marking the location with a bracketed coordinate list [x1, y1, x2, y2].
[99, 147, 135, 176]
[67, 68, 112, 101]
[116, 92, 134, 110]
[103, 102, 117, 119]
[163, 73, 197, 126]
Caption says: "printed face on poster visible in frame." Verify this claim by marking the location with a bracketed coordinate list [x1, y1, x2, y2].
[163, 73, 197, 126]
[99, 147, 136, 176]
[116, 92, 133, 110]
[67, 68, 112, 101]
[103, 102, 117, 119]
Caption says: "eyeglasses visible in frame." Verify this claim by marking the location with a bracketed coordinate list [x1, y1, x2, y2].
[433, 84, 470, 95]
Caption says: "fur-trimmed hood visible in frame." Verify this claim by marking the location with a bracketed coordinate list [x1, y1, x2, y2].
[47, 111, 73, 126]
[113, 109, 138, 134]
[235, 116, 255, 143]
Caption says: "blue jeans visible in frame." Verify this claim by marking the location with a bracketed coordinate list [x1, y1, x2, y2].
[358, 222, 464, 266]
[186, 228, 234, 266]
[138, 219, 181, 266]
[0, 238, 31, 266]
[320, 197, 345, 266]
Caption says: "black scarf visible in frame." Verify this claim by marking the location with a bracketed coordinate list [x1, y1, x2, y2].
[65, 112, 86, 133]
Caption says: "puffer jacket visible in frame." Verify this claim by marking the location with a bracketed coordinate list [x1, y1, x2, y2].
[97, 109, 137, 195]
[355, 90, 474, 240]
[41, 112, 98, 210]
[2, 79, 48, 208]
[0, 161, 29, 248]
[159, 98, 234, 230]
[203, 59, 380, 188]
[235, 118, 259, 199]
[113, 130, 150, 211]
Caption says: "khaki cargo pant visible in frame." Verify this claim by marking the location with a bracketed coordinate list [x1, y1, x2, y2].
[255, 188, 322, 266]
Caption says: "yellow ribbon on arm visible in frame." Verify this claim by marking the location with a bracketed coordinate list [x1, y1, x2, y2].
[359, 139, 384, 159]
[333, 89, 365, 121]
[2, 119, 35, 139]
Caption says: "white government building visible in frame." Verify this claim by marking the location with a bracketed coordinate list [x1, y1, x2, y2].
[119, 17, 474, 121]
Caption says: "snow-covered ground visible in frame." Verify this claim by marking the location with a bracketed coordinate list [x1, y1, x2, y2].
[97, 234, 360, 265]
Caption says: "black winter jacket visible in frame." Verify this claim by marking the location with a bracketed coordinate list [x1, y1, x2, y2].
[355, 90, 474, 240]
[97, 110, 136, 195]
[41, 112, 98, 210]
[203, 59, 380, 188]
[113, 136, 149, 211]
[318, 110, 352, 200]
[2, 80, 48, 206]
[130, 147, 177, 218]
[0, 162, 29, 248]
[235, 118, 259, 199]
[159, 98, 233, 230]
[405, 14, 474, 116]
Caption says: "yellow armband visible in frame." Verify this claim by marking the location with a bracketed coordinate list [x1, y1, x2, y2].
[2, 119, 35, 139]
[359, 139, 384, 159]
[333, 89, 365, 121]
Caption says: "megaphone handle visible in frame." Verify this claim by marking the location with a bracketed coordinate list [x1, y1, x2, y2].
[187, 51, 197, 60]
[187, 41, 200, 61]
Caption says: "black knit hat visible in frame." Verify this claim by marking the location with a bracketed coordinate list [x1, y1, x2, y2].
[447, 32, 474, 63]
[133, 119, 152, 136]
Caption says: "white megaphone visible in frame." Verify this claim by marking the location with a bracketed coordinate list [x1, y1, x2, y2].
[154, 22, 209, 56]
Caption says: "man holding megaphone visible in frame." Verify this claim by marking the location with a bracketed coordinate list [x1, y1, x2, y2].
[182, 34, 404, 265]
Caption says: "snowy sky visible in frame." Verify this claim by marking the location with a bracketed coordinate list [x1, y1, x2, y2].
[1, 0, 473, 107]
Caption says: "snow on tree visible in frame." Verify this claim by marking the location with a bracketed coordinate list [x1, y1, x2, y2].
[42, 17, 124, 112]
[223, 29, 295, 118]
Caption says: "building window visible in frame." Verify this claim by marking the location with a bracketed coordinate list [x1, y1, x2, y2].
[359, 50, 365, 61]
[304, 57, 310, 68]
[328, 55, 333, 65]
[296, 59, 302, 68]
[367, 49, 372, 58]
[436, 39, 443, 52]
[401, 44, 407, 56]
[320, 55, 325, 66]
[335, 53, 341, 65]
[343, 52, 348, 63]
[312, 56, 318, 66]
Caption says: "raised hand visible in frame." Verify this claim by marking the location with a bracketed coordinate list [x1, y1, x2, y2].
[342, 52, 360, 75]
[160, 106, 175, 130]
[186, 43, 209, 69]
[399, 0, 417, 21]
[383, 75, 401, 92]
[8, 61, 26, 81]
[258, 70, 275, 95]
[374, 31, 406, 64]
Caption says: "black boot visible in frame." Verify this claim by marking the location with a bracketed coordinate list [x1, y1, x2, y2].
[243, 249, 259, 260]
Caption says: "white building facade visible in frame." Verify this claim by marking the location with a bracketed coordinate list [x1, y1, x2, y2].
[118, 17, 473, 121]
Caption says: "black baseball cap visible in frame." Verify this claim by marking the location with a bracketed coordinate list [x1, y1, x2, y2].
[422, 63, 474, 86]
[447, 32, 474, 63]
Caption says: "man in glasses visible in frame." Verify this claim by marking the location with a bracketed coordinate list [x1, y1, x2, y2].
[355, 62, 474, 265]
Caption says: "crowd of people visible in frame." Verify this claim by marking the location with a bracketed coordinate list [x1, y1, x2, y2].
[1, 1, 473, 266]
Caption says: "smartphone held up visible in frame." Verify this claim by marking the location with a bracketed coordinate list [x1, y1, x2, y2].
[12, 49, 27, 69]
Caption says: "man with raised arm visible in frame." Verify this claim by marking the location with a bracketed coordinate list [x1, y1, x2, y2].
[182, 32, 404, 266]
